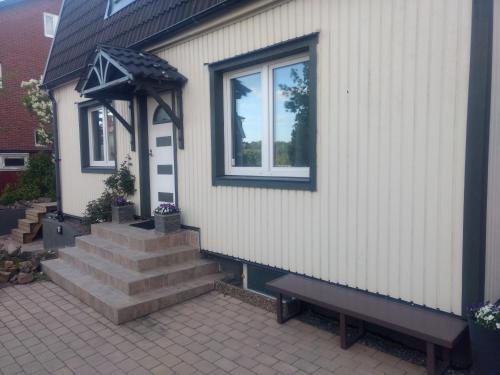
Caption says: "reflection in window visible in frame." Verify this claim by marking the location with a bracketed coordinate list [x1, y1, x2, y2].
[273, 61, 310, 167]
[88, 107, 115, 167]
[231, 73, 262, 167]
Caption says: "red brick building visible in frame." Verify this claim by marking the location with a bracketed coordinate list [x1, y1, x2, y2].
[0, 0, 61, 192]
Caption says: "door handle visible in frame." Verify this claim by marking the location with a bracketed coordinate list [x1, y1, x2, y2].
[149, 149, 153, 157]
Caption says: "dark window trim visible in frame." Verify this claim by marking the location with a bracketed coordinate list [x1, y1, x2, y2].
[461, 0, 494, 315]
[78, 99, 117, 174]
[209, 33, 318, 191]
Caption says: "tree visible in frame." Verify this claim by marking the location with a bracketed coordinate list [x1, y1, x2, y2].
[279, 63, 310, 167]
[20, 78, 53, 145]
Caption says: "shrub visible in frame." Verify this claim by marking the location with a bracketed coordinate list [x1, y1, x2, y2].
[82, 190, 114, 226]
[0, 152, 55, 205]
[82, 155, 136, 225]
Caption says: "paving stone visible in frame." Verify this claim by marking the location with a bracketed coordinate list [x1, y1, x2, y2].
[0, 283, 422, 375]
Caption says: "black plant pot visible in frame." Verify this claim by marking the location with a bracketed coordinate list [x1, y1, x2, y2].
[468, 317, 500, 374]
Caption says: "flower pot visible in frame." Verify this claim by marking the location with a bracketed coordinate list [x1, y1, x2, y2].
[468, 317, 500, 374]
[111, 204, 135, 223]
[154, 212, 181, 233]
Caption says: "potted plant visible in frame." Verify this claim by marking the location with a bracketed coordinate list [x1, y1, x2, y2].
[468, 302, 500, 373]
[105, 157, 136, 224]
[111, 195, 135, 223]
[154, 203, 180, 233]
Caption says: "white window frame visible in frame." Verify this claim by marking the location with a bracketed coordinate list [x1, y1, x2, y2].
[0, 153, 29, 171]
[87, 106, 116, 168]
[43, 12, 59, 38]
[223, 54, 310, 178]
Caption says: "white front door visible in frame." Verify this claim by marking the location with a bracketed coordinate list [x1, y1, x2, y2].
[148, 95, 176, 215]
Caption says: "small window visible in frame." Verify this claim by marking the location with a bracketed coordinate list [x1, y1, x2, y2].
[0, 154, 28, 170]
[88, 106, 116, 167]
[78, 100, 117, 173]
[153, 106, 172, 124]
[43, 13, 59, 38]
[106, 0, 137, 17]
[34, 129, 44, 147]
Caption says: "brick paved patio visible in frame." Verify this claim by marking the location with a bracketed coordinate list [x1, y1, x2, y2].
[0, 282, 425, 375]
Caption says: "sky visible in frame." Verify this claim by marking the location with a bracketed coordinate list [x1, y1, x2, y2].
[233, 61, 307, 144]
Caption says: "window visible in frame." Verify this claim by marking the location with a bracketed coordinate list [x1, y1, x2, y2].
[106, 0, 137, 17]
[43, 13, 59, 38]
[0, 63, 3, 89]
[34, 129, 45, 147]
[78, 100, 116, 173]
[153, 105, 172, 124]
[0, 154, 28, 171]
[224, 55, 310, 178]
[209, 33, 318, 190]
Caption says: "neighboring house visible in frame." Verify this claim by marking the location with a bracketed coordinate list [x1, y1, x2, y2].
[42, 0, 500, 318]
[0, 0, 61, 192]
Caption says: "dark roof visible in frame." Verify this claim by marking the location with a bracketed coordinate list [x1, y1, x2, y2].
[43, 0, 247, 89]
[76, 44, 187, 94]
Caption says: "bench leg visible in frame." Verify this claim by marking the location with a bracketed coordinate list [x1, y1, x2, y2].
[276, 293, 283, 324]
[426, 343, 450, 375]
[339, 314, 365, 350]
[426, 342, 436, 375]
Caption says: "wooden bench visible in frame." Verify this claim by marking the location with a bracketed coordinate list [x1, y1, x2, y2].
[266, 274, 468, 375]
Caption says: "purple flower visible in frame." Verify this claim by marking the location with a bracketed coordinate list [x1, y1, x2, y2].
[154, 203, 180, 215]
[114, 196, 128, 206]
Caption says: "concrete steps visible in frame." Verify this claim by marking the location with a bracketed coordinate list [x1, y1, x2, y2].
[11, 202, 57, 244]
[42, 222, 221, 324]
[75, 235, 198, 271]
[43, 259, 223, 324]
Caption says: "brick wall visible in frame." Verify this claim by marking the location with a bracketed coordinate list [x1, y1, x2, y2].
[0, 0, 61, 152]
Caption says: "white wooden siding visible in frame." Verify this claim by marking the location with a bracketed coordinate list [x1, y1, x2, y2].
[152, 0, 472, 314]
[54, 82, 140, 217]
[485, 0, 500, 303]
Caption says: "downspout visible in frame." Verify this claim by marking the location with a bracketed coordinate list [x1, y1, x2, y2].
[48, 90, 64, 221]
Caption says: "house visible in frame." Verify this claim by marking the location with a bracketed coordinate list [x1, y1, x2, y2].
[41, 0, 499, 323]
[0, 0, 61, 192]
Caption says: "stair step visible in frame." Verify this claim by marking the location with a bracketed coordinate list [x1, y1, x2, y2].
[25, 209, 45, 222]
[76, 235, 199, 271]
[42, 259, 223, 324]
[18, 218, 37, 232]
[32, 202, 57, 213]
[11, 228, 30, 244]
[90, 222, 199, 252]
[59, 247, 218, 295]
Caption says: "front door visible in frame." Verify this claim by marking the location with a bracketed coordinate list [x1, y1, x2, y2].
[148, 95, 176, 215]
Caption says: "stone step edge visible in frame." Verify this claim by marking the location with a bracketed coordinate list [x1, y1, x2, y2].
[42, 259, 223, 324]
[76, 237, 199, 272]
[59, 247, 218, 295]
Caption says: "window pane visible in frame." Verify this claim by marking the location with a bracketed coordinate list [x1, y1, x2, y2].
[231, 72, 262, 167]
[273, 61, 310, 167]
[105, 110, 116, 162]
[90, 109, 104, 161]
[4, 158, 25, 167]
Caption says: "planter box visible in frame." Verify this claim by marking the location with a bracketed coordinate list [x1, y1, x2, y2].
[468, 317, 500, 373]
[154, 213, 180, 233]
[112, 204, 135, 223]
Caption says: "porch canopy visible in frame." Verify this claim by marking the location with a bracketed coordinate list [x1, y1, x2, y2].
[76, 45, 187, 149]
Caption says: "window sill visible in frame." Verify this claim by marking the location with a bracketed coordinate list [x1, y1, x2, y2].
[213, 175, 315, 191]
[81, 166, 115, 174]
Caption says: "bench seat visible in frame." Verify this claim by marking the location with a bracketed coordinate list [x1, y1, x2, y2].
[266, 274, 468, 375]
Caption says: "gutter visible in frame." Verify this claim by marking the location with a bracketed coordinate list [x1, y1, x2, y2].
[47, 90, 64, 222]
